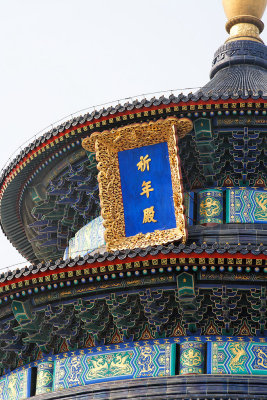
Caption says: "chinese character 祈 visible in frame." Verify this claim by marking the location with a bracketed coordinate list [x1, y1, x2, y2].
[140, 181, 154, 198]
[143, 206, 157, 223]
[137, 154, 151, 172]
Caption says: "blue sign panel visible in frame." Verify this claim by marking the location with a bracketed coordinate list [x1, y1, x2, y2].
[118, 142, 176, 237]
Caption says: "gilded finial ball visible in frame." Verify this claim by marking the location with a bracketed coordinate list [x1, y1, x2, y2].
[222, 0, 267, 43]
[223, 0, 267, 20]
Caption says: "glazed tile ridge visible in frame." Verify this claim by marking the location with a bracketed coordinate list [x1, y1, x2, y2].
[1, 92, 267, 184]
[0, 242, 266, 285]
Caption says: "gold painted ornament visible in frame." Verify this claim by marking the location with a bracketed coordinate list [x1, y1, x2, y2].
[82, 117, 193, 251]
[223, 0, 267, 43]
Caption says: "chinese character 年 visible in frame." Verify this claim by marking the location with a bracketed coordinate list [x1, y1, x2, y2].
[140, 181, 154, 198]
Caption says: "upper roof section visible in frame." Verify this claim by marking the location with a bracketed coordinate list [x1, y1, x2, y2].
[195, 0, 267, 97]
[0, 1, 266, 264]
[197, 40, 267, 97]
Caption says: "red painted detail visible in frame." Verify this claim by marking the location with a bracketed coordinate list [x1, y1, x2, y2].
[0, 251, 265, 289]
[1, 98, 266, 197]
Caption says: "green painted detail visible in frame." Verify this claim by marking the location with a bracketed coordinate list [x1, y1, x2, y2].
[226, 188, 267, 224]
[209, 342, 267, 375]
[12, 300, 33, 324]
[53, 343, 174, 391]
[180, 341, 205, 375]
[193, 118, 218, 184]
[32, 203, 54, 215]
[198, 189, 223, 224]
[177, 273, 194, 298]
[228, 343, 248, 374]
[170, 343, 176, 376]
[0, 368, 30, 400]
[226, 188, 231, 223]
[36, 361, 55, 395]
[181, 348, 203, 366]
[45, 209, 65, 220]
[84, 351, 133, 380]
[194, 118, 212, 140]
[176, 274, 202, 334]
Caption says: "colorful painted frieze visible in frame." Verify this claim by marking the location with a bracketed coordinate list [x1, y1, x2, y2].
[215, 115, 267, 127]
[179, 341, 205, 375]
[53, 343, 175, 391]
[0, 368, 31, 400]
[208, 342, 267, 375]
[226, 188, 267, 223]
[36, 361, 54, 395]
[198, 189, 223, 224]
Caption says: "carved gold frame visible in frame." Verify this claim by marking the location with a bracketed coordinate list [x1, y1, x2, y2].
[82, 117, 192, 251]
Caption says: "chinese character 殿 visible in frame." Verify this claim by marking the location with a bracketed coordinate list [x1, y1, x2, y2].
[140, 181, 154, 198]
[143, 206, 157, 223]
[137, 155, 151, 172]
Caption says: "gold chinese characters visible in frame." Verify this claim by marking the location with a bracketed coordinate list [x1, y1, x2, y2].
[82, 117, 189, 250]
[137, 155, 151, 172]
[137, 155, 157, 223]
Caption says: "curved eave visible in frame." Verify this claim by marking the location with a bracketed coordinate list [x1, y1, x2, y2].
[1, 95, 267, 189]
[0, 242, 266, 302]
[0, 96, 266, 262]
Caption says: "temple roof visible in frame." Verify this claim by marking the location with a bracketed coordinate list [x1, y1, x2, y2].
[199, 64, 267, 97]
[0, 97, 266, 263]
[197, 0, 267, 96]
[0, 242, 266, 286]
[1, 92, 267, 184]
[0, 1, 266, 264]
[197, 40, 267, 97]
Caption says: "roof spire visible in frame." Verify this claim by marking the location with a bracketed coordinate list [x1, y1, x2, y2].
[223, 0, 267, 43]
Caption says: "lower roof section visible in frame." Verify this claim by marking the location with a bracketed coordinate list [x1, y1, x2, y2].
[0, 241, 266, 291]
[32, 375, 267, 400]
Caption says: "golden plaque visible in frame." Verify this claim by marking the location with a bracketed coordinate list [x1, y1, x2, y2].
[82, 117, 192, 251]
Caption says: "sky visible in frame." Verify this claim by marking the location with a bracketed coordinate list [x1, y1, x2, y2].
[0, 0, 266, 271]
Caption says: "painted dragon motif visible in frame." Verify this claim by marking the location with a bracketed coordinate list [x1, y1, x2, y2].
[255, 348, 267, 369]
[255, 193, 267, 220]
[228, 343, 248, 373]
